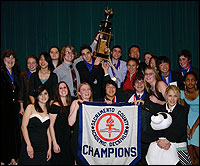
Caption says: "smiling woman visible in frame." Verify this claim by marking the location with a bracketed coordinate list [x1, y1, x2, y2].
[144, 66, 167, 106]
[180, 71, 199, 165]
[0, 49, 21, 165]
[18, 55, 38, 115]
[49, 46, 61, 70]
[143, 85, 192, 165]
[29, 52, 58, 105]
[122, 58, 140, 91]
[68, 82, 93, 165]
[49, 81, 74, 165]
[19, 85, 52, 165]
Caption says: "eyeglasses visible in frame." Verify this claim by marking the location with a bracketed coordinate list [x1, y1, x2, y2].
[144, 73, 154, 76]
[65, 51, 74, 55]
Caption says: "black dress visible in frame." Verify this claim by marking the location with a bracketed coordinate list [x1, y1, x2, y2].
[18, 114, 50, 165]
[49, 104, 74, 165]
[70, 110, 84, 165]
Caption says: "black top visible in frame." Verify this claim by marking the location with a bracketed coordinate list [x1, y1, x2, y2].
[19, 114, 50, 165]
[159, 70, 184, 90]
[49, 104, 71, 137]
[70, 107, 83, 165]
[175, 66, 199, 80]
[176, 66, 199, 89]
[149, 81, 166, 102]
[138, 61, 146, 75]
[76, 60, 106, 100]
[49, 104, 74, 165]
[29, 70, 58, 100]
[171, 70, 185, 90]
[0, 69, 21, 164]
[142, 103, 189, 143]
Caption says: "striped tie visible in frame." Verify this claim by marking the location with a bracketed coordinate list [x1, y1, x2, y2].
[69, 65, 77, 96]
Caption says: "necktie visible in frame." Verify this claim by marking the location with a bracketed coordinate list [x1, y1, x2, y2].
[69, 65, 77, 96]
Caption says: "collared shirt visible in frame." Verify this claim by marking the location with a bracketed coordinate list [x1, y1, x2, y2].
[161, 70, 172, 86]
[108, 60, 127, 88]
[54, 62, 80, 97]
[104, 95, 117, 103]
[166, 103, 177, 113]
[73, 42, 96, 66]
[181, 64, 191, 77]
[128, 92, 144, 103]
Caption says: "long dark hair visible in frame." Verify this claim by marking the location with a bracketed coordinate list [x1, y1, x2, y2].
[53, 81, 72, 113]
[34, 85, 50, 113]
[39, 52, 53, 71]
[49, 46, 62, 67]
[1, 49, 20, 76]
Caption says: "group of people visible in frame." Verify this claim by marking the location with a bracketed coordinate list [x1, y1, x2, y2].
[0, 33, 199, 165]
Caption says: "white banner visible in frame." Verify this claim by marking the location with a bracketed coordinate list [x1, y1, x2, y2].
[77, 102, 141, 165]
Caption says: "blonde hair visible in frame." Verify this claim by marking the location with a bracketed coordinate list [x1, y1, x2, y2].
[144, 66, 161, 94]
[60, 45, 78, 62]
[164, 85, 181, 104]
[78, 82, 93, 101]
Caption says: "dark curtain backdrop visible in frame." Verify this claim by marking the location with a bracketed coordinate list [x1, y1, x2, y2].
[1, 1, 199, 72]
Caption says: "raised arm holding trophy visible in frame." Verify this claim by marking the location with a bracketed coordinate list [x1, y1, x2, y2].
[93, 7, 113, 60]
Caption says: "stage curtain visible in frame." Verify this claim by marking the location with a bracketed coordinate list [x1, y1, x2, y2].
[1, 1, 199, 71]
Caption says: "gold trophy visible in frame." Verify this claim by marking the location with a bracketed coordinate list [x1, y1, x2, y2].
[94, 7, 113, 60]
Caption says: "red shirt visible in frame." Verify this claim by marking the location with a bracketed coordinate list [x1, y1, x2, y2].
[122, 71, 138, 91]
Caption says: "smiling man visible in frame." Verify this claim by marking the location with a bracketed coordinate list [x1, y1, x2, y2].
[128, 45, 146, 75]
[176, 50, 199, 86]
[156, 56, 184, 90]
[106, 45, 127, 88]
[54, 45, 80, 99]
[76, 44, 108, 100]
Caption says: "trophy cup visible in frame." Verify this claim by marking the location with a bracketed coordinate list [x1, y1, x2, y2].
[93, 7, 113, 60]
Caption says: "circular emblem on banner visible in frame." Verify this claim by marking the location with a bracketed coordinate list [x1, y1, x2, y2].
[96, 113, 124, 142]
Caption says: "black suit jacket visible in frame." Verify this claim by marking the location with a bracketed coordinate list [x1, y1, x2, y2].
[176, 66, 199, 89]
[171, 70, 184, 90]
[76, 60, 107, 100]
[176, 66, 199, 80]
[138, 61, 146, 75]
[142, 103, 189, 144]
[159, 70, 184, 90]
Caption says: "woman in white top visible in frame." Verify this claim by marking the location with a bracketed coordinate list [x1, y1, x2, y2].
[68, 82, 93, 165]
[19, 85, 52, 165]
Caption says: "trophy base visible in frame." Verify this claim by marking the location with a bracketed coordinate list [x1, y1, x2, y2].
[94, 52, 109, 60]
